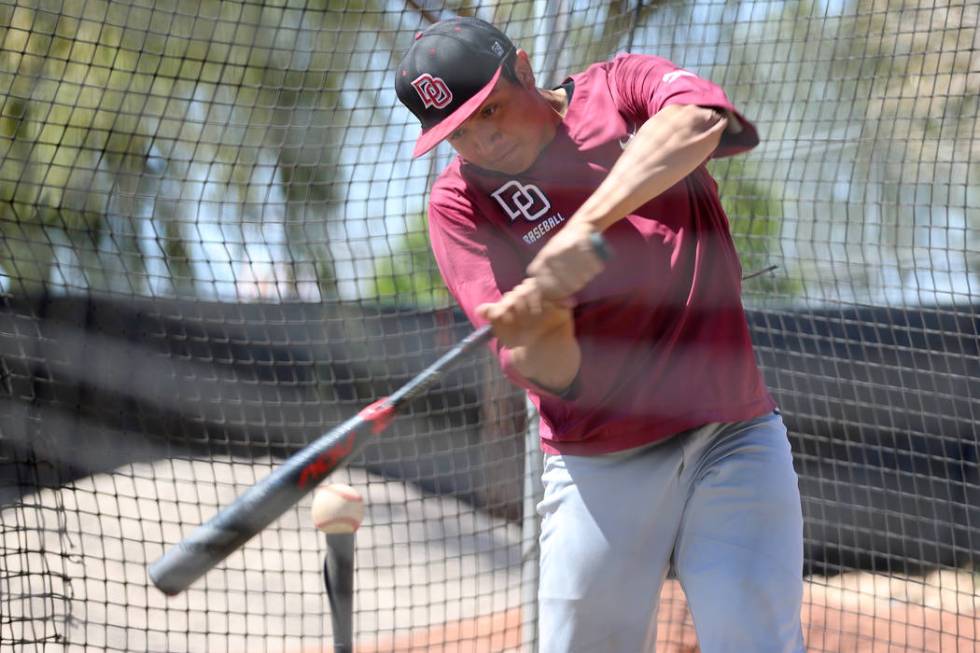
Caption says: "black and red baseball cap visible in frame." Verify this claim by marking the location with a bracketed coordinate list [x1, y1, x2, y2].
[395, 18, 515, 157]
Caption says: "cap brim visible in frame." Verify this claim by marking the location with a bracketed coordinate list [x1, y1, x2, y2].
[412, 65, 505, 158]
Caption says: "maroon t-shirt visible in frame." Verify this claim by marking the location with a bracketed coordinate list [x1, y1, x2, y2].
[427, 53, 776, 455]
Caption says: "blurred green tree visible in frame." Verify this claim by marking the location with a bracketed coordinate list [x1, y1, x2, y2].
[725, 0, 978, 302]
[0, 0, 402, 299]
[370, 214, 450, 307]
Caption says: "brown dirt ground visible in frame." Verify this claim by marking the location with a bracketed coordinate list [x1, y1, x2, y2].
[337, 574, 980, 652]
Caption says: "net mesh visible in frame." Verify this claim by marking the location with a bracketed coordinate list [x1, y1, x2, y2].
[1, 0, 978, 651]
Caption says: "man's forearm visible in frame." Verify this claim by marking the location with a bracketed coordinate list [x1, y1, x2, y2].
[508, 329, 581, 395]
[572, 104, 727, 231]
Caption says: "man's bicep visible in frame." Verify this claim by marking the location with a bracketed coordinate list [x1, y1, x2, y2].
[611, 55, 752, 133]
[686, 104, 729, 132]
[642, 101, 758, 158]
[684, 105, 745, 137]
[637, 104, 727, 149]
[718, 108, 743, 135]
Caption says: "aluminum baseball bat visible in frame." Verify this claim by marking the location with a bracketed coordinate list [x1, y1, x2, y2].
[148, 324, 493, 595]
[148, 233, 612, 596]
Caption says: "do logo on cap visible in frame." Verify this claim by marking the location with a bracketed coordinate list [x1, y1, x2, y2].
[395, 17, 516, 157]
[411, 73, 453, 110]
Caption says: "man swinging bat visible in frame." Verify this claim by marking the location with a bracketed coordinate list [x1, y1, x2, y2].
[394, 17, 805, 653]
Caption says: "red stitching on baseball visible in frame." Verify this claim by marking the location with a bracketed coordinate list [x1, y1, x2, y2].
[324, 486, 363, 502]
[314, 516, 362, 530]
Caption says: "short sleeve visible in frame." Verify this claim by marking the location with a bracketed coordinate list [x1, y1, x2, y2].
[608, 53, 760, 158]
[427, 180, 507, 327]
[427, 177, 567, 397]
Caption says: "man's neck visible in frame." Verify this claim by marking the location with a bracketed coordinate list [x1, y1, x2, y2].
[530, 86, 566, 154]
[540, 86, 569, 119]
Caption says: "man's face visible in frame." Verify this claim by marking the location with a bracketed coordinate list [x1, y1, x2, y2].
[446, 74, 553, 175]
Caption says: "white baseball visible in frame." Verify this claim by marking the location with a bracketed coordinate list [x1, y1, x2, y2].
[311, 483, 365, 534]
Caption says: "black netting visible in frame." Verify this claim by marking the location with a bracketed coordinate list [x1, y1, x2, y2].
[1, 1, 977, 651]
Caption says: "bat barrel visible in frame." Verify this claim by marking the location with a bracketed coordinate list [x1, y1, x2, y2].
[386, 324, 492, 406]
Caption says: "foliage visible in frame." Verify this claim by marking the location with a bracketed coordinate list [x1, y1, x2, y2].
[0, 0, 975, 306]
[724, 0, 979, 302]
[711, 157, 801, 298]
[370, 215, 450, 308]
[0, 0, 398, 298]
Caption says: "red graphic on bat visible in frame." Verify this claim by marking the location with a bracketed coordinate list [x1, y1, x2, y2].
[297, 434, 356, 488]
[358, 399, 396, 434]
[296, 399, 395, 488]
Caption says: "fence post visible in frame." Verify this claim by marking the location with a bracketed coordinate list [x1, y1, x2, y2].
[521, 395, 543, 652]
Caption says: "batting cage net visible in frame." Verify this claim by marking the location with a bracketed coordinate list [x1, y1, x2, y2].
[1, 0, 977, 651]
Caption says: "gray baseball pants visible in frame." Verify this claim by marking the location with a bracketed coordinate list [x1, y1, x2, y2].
[536, 411, 805, 653]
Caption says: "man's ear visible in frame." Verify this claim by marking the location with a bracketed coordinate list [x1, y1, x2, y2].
[513, 49, 536, 89]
